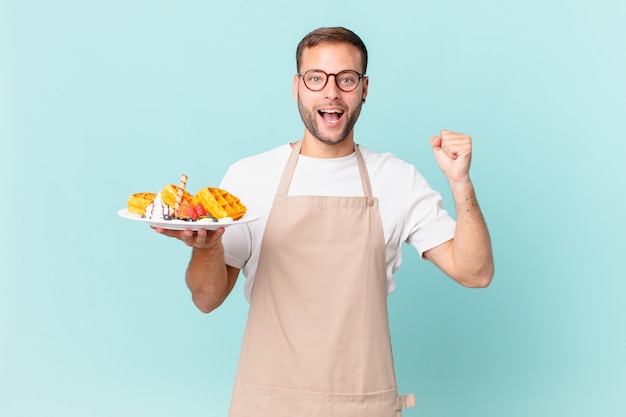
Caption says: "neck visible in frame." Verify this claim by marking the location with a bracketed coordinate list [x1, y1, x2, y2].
[297, 132, 355, 158]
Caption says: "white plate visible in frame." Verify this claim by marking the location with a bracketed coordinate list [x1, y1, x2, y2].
[118, 208, 259, 231]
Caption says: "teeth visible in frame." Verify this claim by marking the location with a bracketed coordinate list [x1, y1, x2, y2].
[319, 109, 343, 114]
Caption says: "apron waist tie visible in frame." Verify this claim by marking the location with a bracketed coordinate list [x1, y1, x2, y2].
[396, 393, 416, 410]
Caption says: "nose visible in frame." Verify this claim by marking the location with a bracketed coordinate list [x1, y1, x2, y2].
[323, 74, 341, 99]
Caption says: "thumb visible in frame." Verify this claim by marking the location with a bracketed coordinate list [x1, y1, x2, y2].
[430, 135, 442, 149]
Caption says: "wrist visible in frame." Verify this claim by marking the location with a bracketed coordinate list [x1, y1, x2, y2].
[448, 177, 478, 213]
[192, 242, 224, 257]
[448, 176, 473, 193]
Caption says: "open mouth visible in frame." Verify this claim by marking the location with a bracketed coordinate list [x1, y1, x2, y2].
[318, 109, 344, 125]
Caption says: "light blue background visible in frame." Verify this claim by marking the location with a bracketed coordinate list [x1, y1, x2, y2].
[2, 1, 625, 416]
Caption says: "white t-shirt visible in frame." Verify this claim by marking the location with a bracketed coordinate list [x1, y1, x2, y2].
[219, 143, 456, 302]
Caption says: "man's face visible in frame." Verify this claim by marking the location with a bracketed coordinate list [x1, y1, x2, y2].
[293, 43, 368, 147]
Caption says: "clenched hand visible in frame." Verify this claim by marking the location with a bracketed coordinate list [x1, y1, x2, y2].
[430, 130, 473, 185]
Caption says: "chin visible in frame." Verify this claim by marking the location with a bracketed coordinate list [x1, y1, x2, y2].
[317, 135, 349, 146]
[310, 123, 353, 146]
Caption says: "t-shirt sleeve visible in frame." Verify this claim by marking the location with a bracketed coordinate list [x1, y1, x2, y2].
[403, 169, 456, 257]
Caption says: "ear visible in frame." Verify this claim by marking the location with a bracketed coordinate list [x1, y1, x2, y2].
[361, 75, 369, 102]
[292, 74, 300, 101]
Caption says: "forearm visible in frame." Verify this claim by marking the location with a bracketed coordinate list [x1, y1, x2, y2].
[448, 179, 494, 287]
[185, 245, 231, 313]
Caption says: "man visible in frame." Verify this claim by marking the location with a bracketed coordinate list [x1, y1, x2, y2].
[155, 27, 493, 417]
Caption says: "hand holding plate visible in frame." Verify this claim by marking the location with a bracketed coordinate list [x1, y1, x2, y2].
[152, 226, 226, 250]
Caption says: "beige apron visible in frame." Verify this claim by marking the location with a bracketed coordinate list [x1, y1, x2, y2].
[229, 141, 415, 417]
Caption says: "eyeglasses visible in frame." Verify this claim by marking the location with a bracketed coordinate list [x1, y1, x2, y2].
[297, 69, 365, 92]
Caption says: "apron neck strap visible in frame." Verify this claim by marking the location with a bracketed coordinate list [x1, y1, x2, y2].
[276, 140, 373, 197]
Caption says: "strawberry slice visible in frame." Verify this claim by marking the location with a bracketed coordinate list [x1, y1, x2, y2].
[194, 203, 206, 219]
[178, 202, 196, 220]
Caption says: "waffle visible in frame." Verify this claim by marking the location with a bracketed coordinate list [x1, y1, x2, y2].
[160, 184, 193, 209]
[127, 192, 156, 215]
[195, 187, 247, 220]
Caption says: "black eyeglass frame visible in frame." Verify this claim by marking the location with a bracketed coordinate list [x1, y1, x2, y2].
[297, 69, 365, 92]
